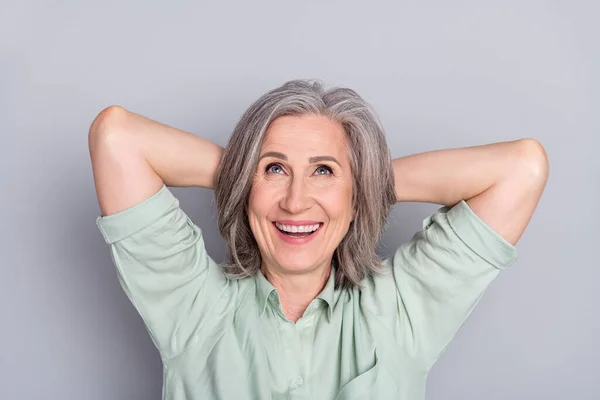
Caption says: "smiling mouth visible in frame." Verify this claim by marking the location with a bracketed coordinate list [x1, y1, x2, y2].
[272, 222, 323, 238]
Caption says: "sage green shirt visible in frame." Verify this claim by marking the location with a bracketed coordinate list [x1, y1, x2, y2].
[96, 184, 517, 400]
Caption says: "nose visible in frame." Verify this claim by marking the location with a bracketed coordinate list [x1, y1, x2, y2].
[279, 175, 313, 214]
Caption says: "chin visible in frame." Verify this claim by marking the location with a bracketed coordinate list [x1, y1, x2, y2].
[274, 257, 319, 274]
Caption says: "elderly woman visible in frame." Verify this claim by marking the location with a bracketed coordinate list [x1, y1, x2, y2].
[89, 80, 548, 400]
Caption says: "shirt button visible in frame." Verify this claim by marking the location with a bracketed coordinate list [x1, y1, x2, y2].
[292, 377, 303, 387]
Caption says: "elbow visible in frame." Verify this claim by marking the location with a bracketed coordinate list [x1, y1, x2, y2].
[88, 105, 129, 148]
[516, 138, 550, 182]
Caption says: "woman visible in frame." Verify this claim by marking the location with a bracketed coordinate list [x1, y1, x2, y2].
[90, 80, 549, 400]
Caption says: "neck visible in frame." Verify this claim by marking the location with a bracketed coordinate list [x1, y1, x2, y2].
[262, 264, 331, 323]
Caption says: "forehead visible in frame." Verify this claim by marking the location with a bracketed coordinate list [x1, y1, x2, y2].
[261, 114, 348, 156]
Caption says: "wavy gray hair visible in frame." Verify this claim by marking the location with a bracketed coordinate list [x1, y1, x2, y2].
[214, 79, 396, 288]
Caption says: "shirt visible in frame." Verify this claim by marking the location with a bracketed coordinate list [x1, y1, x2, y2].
[95, 184, 518, 400]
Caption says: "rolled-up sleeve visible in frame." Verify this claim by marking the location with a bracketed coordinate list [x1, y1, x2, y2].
[384, 200, 517, 369]
[96, 185, 229, 361]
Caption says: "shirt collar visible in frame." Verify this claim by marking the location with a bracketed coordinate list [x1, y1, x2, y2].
[316, 267, 336, 318]
[255, 269, 277, 317]
[254, 267, 337, 318]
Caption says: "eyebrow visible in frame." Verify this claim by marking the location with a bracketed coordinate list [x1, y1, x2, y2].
[259, 151, 342, 167]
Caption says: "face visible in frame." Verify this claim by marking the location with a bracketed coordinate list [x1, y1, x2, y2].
[248, 114, 355, 277]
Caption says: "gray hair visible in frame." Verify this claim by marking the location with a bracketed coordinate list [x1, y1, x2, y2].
[214, 79, 396, 288]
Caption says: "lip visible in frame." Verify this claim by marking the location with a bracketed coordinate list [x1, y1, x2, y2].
[275, 220, 322, 225]
[272, 222, 323, 245]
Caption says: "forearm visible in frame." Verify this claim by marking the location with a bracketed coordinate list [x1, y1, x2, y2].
[96, 106, 224, 189]
[392, 139, 534, 206]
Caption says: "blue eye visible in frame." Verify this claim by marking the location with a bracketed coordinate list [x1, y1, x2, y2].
[266, 163, 284, 174]
[265, 163, 333, 176]
[315, 165, 333, 175]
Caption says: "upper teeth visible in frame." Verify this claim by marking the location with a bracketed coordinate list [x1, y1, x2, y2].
[275, 222, 320, 233]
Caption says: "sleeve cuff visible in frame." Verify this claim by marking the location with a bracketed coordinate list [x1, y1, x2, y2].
[95, 184, 176, 244]
[424, 200, 518, 270]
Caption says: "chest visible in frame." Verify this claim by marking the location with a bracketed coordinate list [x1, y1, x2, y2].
[165, 292, 413, 400]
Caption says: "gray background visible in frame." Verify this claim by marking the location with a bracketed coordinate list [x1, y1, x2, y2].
[1, 0, 598, 399]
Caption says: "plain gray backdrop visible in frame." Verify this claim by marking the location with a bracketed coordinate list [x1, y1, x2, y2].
[1, 0, 598, 399]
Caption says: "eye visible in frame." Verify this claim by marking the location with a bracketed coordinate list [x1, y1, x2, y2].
[315, 165, 333, 175]
[265, 163, 285, 175]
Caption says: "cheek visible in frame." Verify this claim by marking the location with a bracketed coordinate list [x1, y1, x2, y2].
[246, 194, 267, 242]
[248, 182, 278, 217]
[316, 184, 353, 218]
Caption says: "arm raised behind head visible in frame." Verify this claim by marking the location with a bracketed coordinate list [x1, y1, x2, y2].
[392, 138, 549, 245]
[88, 105, 224, 216]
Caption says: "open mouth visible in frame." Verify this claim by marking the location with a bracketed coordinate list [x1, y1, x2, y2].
[272, 222, 323, 238]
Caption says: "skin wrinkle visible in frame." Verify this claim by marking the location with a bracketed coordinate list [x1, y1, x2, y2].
[248, 114, 355, 322]
[214, 81, 397, 292]
[258, 151, 344, 170]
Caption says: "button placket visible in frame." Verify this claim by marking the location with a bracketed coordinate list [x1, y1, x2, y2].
[292, 313, 318, 395]
[279, 321, 304, 393]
